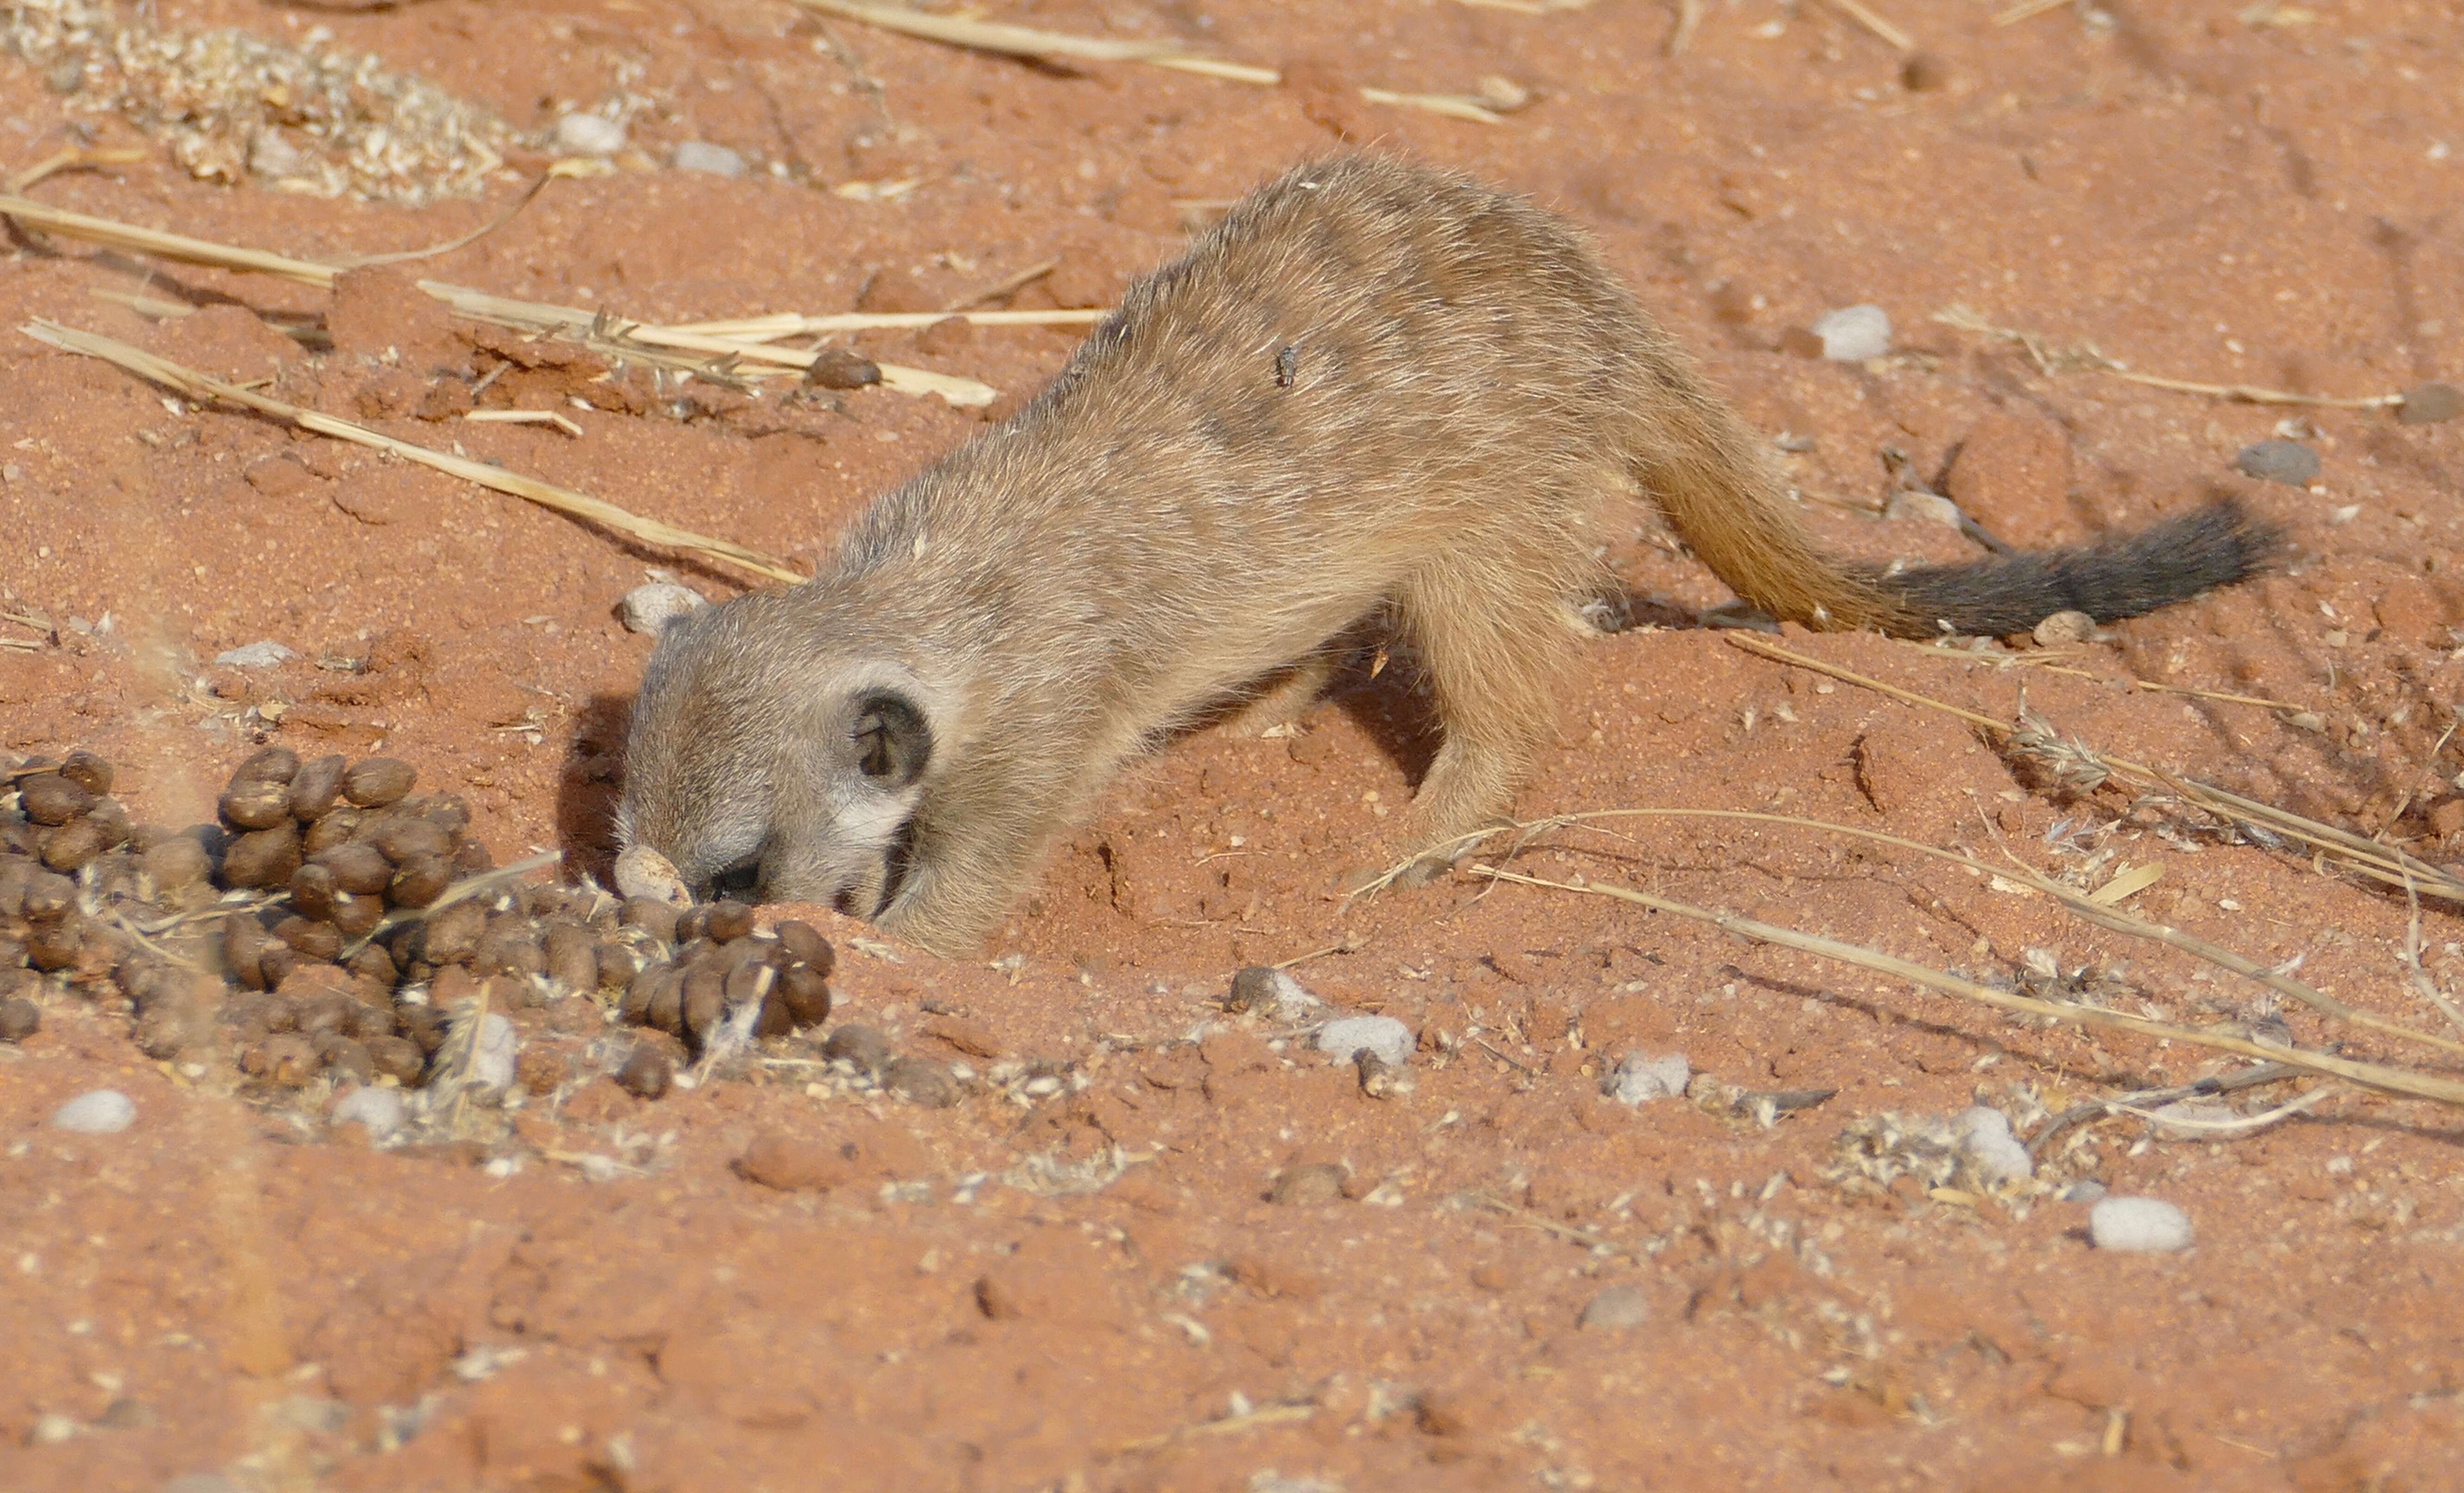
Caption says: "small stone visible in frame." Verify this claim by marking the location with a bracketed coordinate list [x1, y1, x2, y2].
[883, 1056, 958, 1107]
[554, 111, 626, 156]
[331, 1086, 406, 1138]
[1884, 490, 1963, 529]
[1270, 1162, 1346, 1206]
[468, 1013, 517, 1091]
[1225, 965, 1319, 1020]
[1473, 74, 1533, 112]
[2395, 381, 2462, 425]
[2234, 440, 2319, 487]
[805, 348, 882, 389]
[1314, 1014, 1411, 1069]
[2060, 1180, 2108, 1204]
[1811, 304, 1891, 361]
[30, 1411, 77, 1443]
[735, 1131, 852, 1192]
[2032, 610, 2096, 647]
[213, 641, 296, 669]
[1355, 1048, 1411, 1100]
[0, 997, 39, 1042]
[672, 140, 746, 177]
[51, 1089, 136, 1134]
[2429, 798, 2464, 839]
[1603, 1051, 1690, 1105]
[1578, 1283, 1651, 1331]
[1957, 1105, 2034, 1184]
[618, 582, 707, 635]
[1899, 52, 1952, 91]
[822, 1023, 892, 1073]
[2089, 1195, 2193, 1252]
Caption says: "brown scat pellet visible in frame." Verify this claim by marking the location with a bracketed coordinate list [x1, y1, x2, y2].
[39, 816, 106, 873]
[19, 773, 94, 826]
[58, 750, 112, 796]
[371, 816, 452, 865]
[619, 964, 667, 1026]
[315, 840, 393, 896]
[776, 965, 833, 1028]
[343, 996, 398, 1041]
[342, 757, 416, 808]
[0, 858, 31, 915]
[595, 940, 643, 992]
[680, 963, 726, 1042]
[347, 943, 398, 988]
[25, 917, 84, 972]
[330, 890, 385, 940]
[883, 1056, 959, 1108]
[646, 974, 686, 1035]
[0, 965, 40, 1003]
[232, 746, 301, 786]
[806, 346, 882, 389]
[245, 1032, 321, 1086]
[772, 921, 835, 977]
[620, 896, 680, 945]
[418, 899, 487, 965]
[224, 916, 276, 992]
[290, 863, 340, 921]
[616, 1044, 674, 1100]
[317, 1035, 375, 1084]
[674, 905, 711, 946]
[259, 944, 301, 990]
[282, 754, 346, 819]
[387, 854, 452, 909]
[22, 868, 75, 920]
[448, 840, 490, 879]
[301, 808, 361, 856]
[1270, 1163, 1347, 1207]
[544, 923, 598, 992]
[704, 900, 755, 942]
[274, 915, 344, 962]
[222, 822, 304, 890]
[419, 793, 473, 838]
[368, 1034, 426, 1084]
[823, 1022, 891, 1073]
[0, 997, 37, 1043]
[474, 923, 545, 981]
[140, 835, 211, 892]
[84, 798, 130, 849]
[515, 1045, 564, 1096]
[218, 778, 292, 831]
[723, 955, 775, 1014]
[397, 1002, 450, 1055]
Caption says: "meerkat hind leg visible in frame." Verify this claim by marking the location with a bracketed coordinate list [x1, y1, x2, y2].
[1218, 651, 1345, 739]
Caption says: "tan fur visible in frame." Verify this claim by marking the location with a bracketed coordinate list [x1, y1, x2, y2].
[617, 155, 2143, 953]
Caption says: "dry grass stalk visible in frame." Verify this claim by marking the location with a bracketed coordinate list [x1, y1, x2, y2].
[21, 320, 805, 584]
[1896, 640, 2309, 712]
[1474, 865, 2464, 1107]
[463, 409, 584, 437]
[1934, 302, 2404, 409]
[667, 308, 1105, 340]
[1994, 0, 2077, 23]
[1725, 634, 2464, 904]
[789, 0, 1507, 124]
[943, 256, 1058, 311]
[1821, 0, 1915, 50]
[5, 144, 149, 194]
[0, 190, 339, 287]
[1454, 0, 1597, 12]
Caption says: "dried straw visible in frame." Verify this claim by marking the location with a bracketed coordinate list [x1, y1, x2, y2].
[1725, 633, 2464, 904]
[21, 319, 805, 584]
[666, 308, 1104, 339]
[1475, 865, 2464, 1107]
[1934, 303, 2406, 410]
[788, 0, 1507, 124]
[1820, 0, 1915, 50]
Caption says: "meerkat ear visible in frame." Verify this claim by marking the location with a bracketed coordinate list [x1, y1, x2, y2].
[851, 689, 932, 788]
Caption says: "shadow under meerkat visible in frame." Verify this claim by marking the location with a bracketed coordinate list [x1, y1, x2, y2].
[617, 153, 2278, 955]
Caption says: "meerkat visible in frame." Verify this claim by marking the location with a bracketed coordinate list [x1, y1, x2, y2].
[618, 153, 2276, 955]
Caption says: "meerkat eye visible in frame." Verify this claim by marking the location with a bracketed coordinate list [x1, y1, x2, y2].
[850, 690, 931, 788]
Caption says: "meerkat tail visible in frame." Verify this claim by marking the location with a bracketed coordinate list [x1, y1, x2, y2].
[1855, 498, 2282, 638]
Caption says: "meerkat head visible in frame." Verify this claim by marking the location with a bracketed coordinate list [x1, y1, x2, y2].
[618, 588, 943, 919]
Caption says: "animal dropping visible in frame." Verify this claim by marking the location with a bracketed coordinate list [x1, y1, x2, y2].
[619, 155, 2279, 955]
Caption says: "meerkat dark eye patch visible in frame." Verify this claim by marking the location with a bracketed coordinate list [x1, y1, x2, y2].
[851, 690, 931, 787]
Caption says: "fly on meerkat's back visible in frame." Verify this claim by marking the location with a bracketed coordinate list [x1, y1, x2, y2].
[619, 154, 2276, 954]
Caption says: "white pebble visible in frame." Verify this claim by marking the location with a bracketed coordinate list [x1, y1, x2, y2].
[469, 1014, 518, 1092]
[331, 1086, 406, 1138]
[1957, 1105, 2034, 1184]
[1578, 1283, 1651, 1331]
[212, 640, 296, 669]
[1884, 491, 1963, 529]
[1315, 1014, 1411, 1069]
[1603, 1051, 1690, 1105]
[614, 844, 691, 906]
[2090, 1195, 2193, 1252]
[1811, 303, 1892, 361]
[672, 140, 746, 178]
[554, 111, 626, 157]
[618, 581, 707, 635]
[2032, 610, 2097, 647]
[50, 1089, 135, 1134]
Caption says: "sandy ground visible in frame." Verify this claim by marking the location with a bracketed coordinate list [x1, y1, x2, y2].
[4, 0, 2464, 1489]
